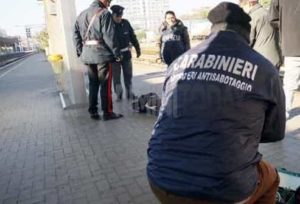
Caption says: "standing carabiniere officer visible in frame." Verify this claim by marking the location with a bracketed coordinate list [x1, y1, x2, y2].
[110, 5, 141, 101]
[73, 0, 123, 121]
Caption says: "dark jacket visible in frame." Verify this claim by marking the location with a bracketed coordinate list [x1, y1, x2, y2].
[249, 4, 282, 67]
[158, 19, 190, 65]
[73, 0, 121, 64]
[115, 19, 140, 60]
[269, 0, 300, 57]
[147, 31, 285, 202]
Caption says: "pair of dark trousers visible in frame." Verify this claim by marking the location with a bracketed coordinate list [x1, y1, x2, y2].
[111, 59, 133, 97]
[87, 63, 113, 114]
[149, 160, 279, 204]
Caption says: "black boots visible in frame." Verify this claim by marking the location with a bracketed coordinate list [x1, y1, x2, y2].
[90, 113, 101, 120]
[103, 112, 123, 121]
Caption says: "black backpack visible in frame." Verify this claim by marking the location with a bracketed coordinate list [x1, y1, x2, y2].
[276, 168, 300, 204]
[132, 93, 161, 115]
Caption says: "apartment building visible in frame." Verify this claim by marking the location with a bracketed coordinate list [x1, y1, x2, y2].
[112, 0, 170, 32]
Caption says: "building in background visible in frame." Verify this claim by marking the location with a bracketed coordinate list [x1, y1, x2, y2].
[112, 0, 170, 32]
[0, 36, 19, 54]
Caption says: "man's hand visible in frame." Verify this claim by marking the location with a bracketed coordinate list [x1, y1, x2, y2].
[136, 50, 141, 58]
[115, 55, 123, 62]
[156, 57, 162, 64]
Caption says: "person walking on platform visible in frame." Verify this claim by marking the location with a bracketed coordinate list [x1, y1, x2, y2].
[158, 11, 190, 66]
[147, 3, 285, 204]
[269, 0, 300, 119]
[110, 5, 141, 101]
[239, 0, 282, 69]
[73, 0, 123, 121]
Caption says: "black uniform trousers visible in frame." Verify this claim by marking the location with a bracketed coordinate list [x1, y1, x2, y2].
[87, 63, 113, 115]
[112, 58, 133, 98]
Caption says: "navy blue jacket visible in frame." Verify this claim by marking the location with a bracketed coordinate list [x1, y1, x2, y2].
[147, 31, 285, 202]
[158, 20, 190, 66]
[115, 19, 140, 60]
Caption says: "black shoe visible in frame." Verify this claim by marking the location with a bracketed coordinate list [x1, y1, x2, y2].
[90, 113, 101, 120]
[103, 112, 123, 121]
[116, 94, 122, 102]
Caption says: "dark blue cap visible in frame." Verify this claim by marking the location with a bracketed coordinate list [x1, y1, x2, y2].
[110, 5, 124, 16]
[208, 2, 251, 31]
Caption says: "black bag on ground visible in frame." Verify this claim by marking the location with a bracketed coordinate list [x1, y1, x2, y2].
[276, 186, 300, 204]
[132, 93, 161, 114]
[276, 168, 300, 204]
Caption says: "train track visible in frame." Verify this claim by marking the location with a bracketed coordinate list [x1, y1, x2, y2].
[0, 52, 35, 79]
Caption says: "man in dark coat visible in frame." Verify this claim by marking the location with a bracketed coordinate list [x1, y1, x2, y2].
[73, 0, 123, 120]
[147, 2, 285, 204]
[158, 11, 190, 66]
[110, 5, 141, 101]
[269, 0, 300, 119]
[240, 0, 282, 69]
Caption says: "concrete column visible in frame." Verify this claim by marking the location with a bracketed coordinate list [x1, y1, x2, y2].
[55, 0, 87, 105]
[42, 0, 87, 105]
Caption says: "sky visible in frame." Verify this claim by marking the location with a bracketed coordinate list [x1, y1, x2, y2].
[76, 0, 238, 15]
[0, 0, 237, 37]
[0, 0, 45, 37]
[169, 0, 237, 15]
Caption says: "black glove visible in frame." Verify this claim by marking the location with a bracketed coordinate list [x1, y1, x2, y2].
[136, 50, 141, 58]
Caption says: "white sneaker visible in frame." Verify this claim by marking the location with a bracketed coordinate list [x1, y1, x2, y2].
[286, 111, 290, 120]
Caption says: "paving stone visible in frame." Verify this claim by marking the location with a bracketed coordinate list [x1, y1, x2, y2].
[3, 197, 18, 204]
[18, 195, 44, 204]
[95, 179, 111, 192]
[125, 183, 144, 197]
